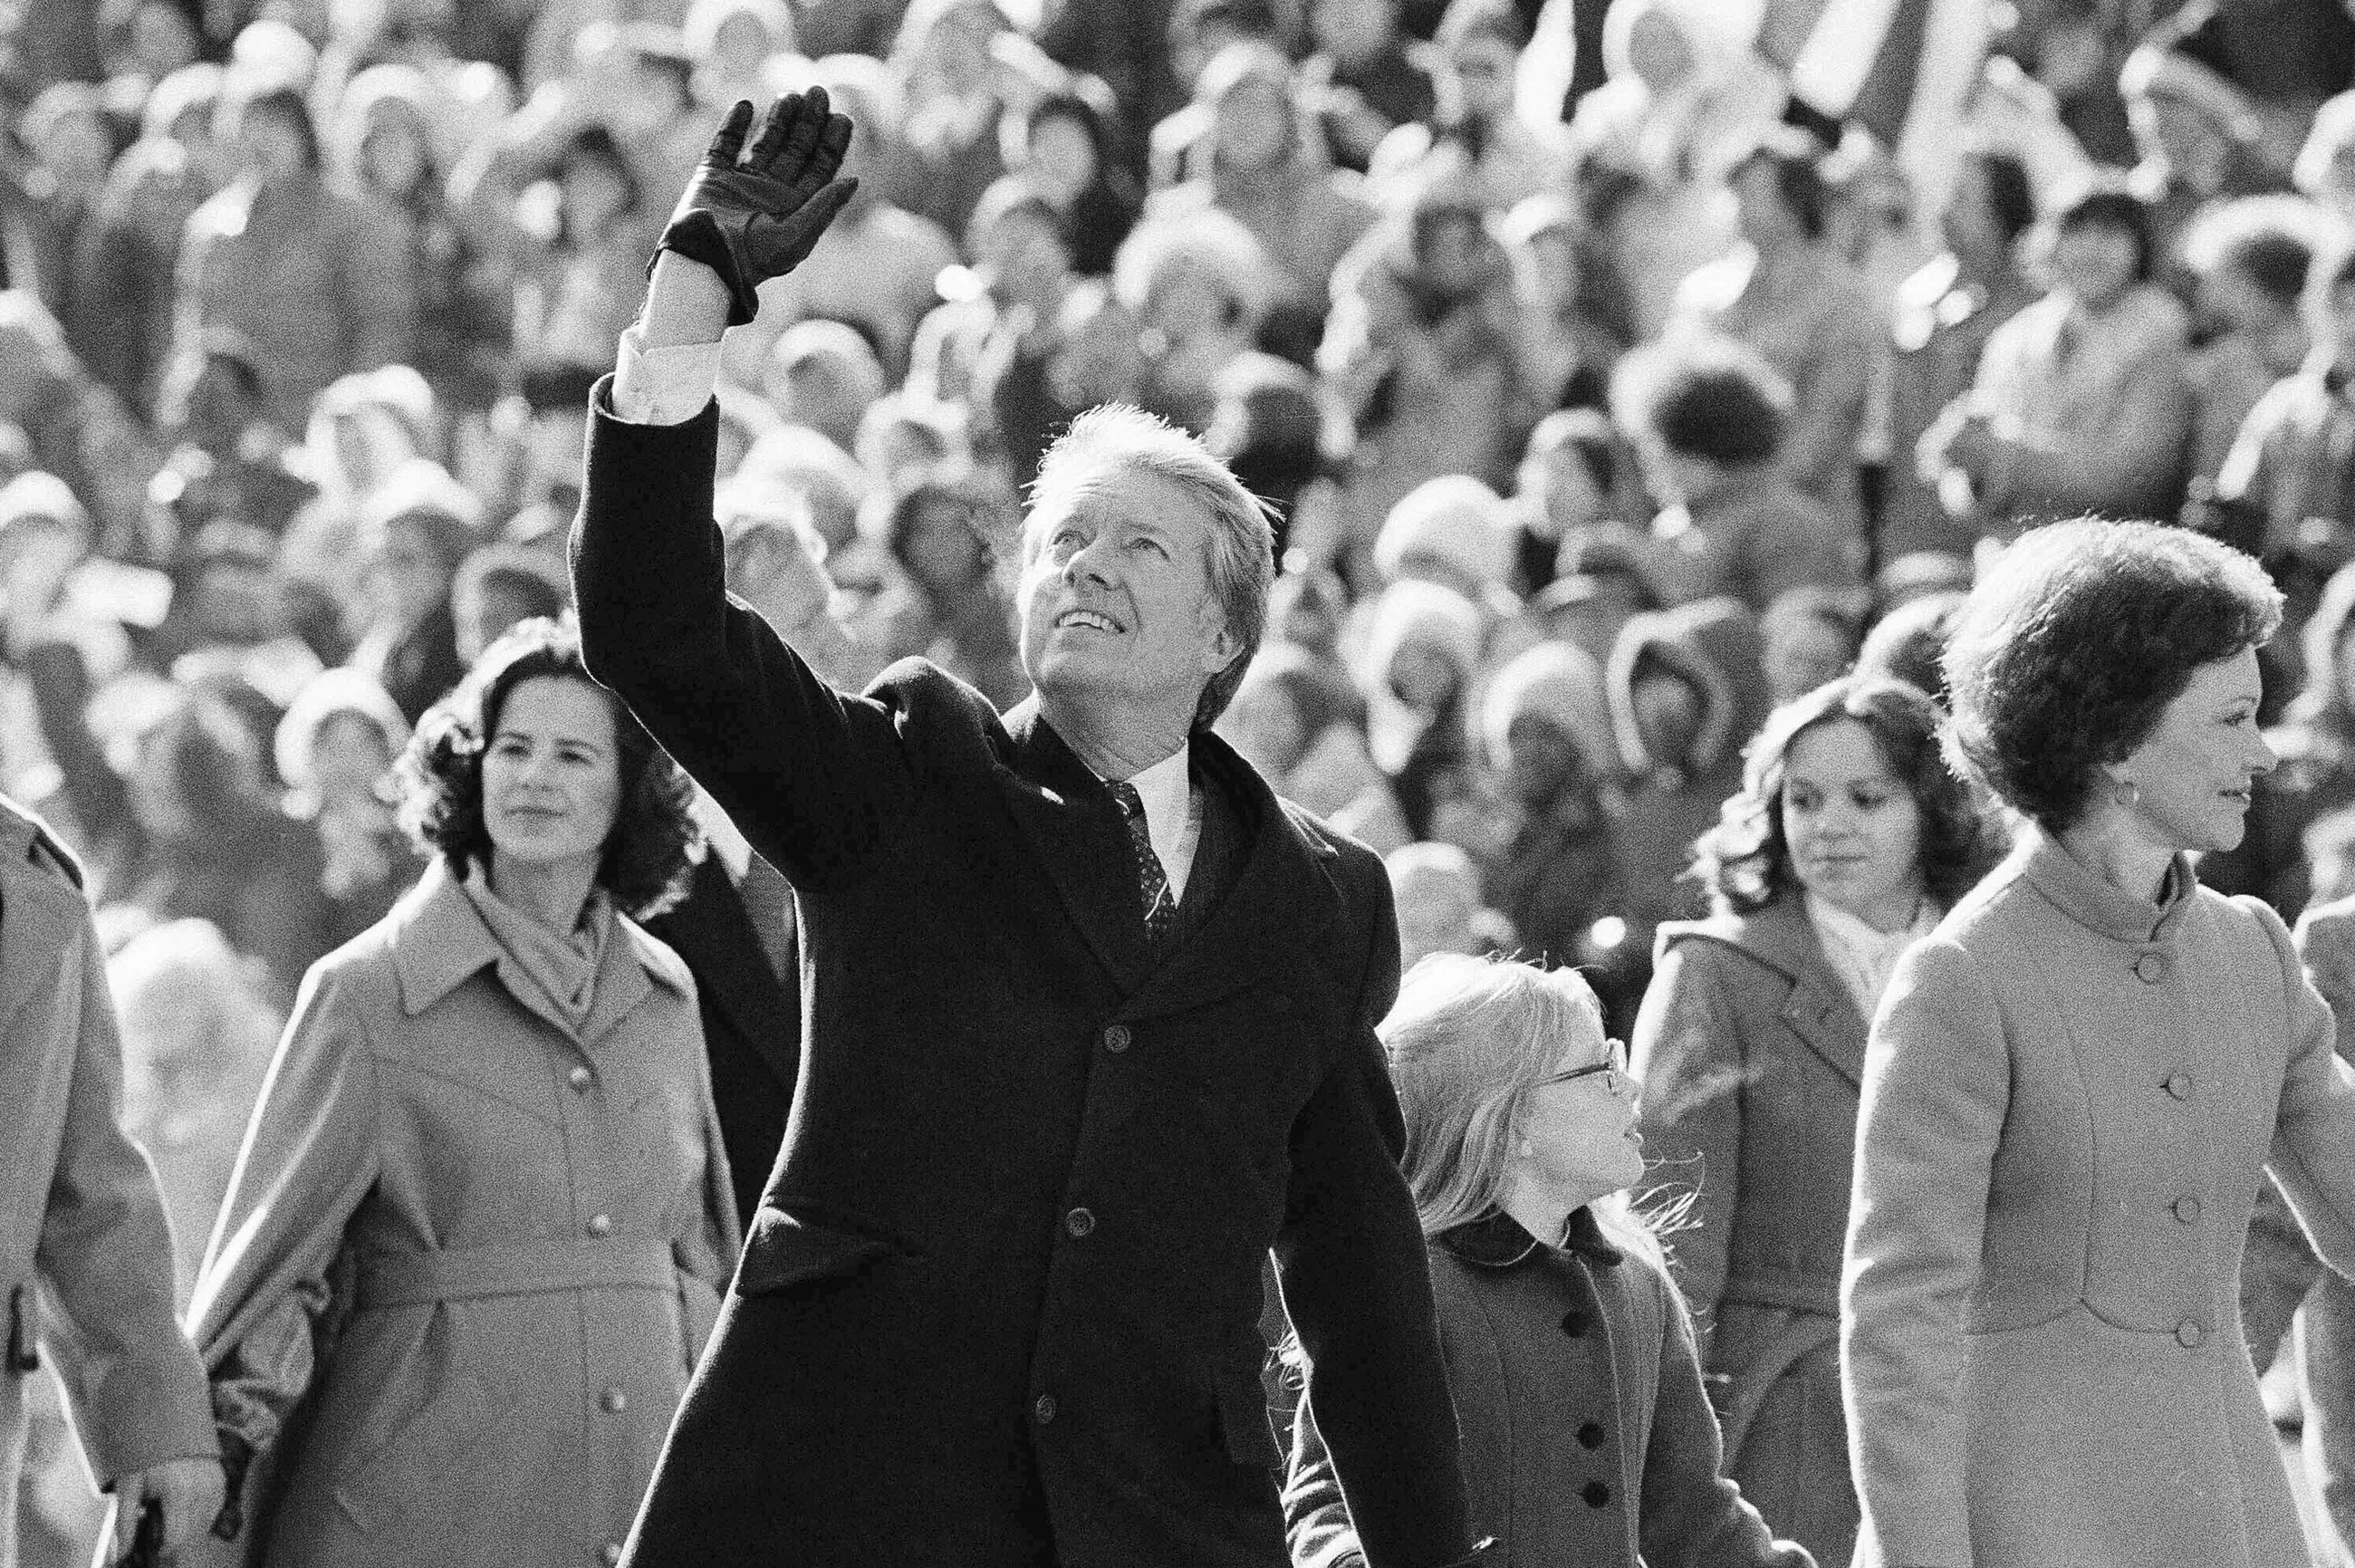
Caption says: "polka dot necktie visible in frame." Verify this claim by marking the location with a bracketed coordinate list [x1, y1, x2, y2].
[1109, 779, 1178, 951]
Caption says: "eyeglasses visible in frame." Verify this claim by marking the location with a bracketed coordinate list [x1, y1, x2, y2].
[1537, 1039, 1637, 1098]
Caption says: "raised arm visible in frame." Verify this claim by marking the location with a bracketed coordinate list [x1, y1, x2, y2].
[571, 92, 920, 890]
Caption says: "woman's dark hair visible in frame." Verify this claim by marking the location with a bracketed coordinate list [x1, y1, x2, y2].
[1966, 148, 2038, 248]
[1613, 336, 1790, 468]
[1689, 674, 1987, 914]
[2055, 185, 2156, 285]
[553, 124, 642, 244]
[1943, 517, 2282, 829]
[139, 689, 281, 845]
[397, 617, 699, 918]
[1856, 590, 1966, 706]
[1730, 126, 1830, 242]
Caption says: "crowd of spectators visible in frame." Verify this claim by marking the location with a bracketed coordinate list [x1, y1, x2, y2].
[16, 0, 2355, 1557]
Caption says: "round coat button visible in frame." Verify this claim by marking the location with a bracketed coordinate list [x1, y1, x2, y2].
[2174, 1196, 2201, 1223]
[2165, 1073, 2192, 1101]
[587, 1213, 613, 1236]
[1064, 1207, 1095, 1238]
[569, 1065, 592, 1091]
[2177, 1319, 2206, 1348]
[601, 1544, 622, 1565]
[1102, 1024, 1131, 1053]
[1581, 1480, 1611, 1508]
[2134, 952, 2166, 983]
[1576, 1420, 1606, 1449]
[1560, 1311, 1590, 1338]
[601, 1387, 628, 1413]
[1033, 1394, 1057, 1424]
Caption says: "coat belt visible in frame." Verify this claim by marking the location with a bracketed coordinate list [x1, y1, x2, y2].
[356, 1239, 676, 1310]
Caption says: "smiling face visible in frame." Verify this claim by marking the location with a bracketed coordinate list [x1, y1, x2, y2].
[2108, 646, 2273, 855]
[1017, 466, 1238, 735]
[480, 676, 622, 879]
[1781, 717, 1927, 930]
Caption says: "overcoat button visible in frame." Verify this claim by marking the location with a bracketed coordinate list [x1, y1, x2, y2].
[2134, 952, 2167, 983]
[587, 1213, 613, 1236]
[1065, 1207, 1096, 1237]
[1576, 1420, 1605, 1449]
[2165, 1073, 2192, 1101]
[1581, 1480, 1610, 1507]
[569, 1065, 592, 1091]
[601, 1387, 628, 1413]
[1560, 1311, 1590, 1338]
[2177, 1319, 2206, 1348]
[1103, 1024, 1131, 1053]
[1033, 1394, 1057, 1424]
[2174, 1196, 2201, 1223]
[601, 1544, 622, 1565]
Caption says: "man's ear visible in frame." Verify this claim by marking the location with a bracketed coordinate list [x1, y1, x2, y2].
[1198, 600, 1240, 672]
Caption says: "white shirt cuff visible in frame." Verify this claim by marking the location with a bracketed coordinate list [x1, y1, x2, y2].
[610, 324, 725, 427]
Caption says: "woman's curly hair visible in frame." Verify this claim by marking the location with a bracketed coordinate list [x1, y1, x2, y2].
[1943, 519, 2281, 830]
[395, 617, 700, 919]
[1689, 674, 1990, 915]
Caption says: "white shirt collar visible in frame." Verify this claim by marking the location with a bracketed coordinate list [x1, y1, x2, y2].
[1114, 742, 1202, 902]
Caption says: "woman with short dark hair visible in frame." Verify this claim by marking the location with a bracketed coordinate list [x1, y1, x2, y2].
[185, 618, 736, 1568]
[1841, 517, 2355, 1568]
[1633, 674, 1988, 1568]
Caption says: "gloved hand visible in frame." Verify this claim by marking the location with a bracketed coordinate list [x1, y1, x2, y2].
[656, 88, 858, 328]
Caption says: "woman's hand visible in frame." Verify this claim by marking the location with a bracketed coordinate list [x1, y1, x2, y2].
[111, 1455, 226, 1559]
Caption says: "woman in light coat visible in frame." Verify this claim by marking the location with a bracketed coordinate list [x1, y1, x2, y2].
[1842, 518, 2355, 1568]
[187, 619, 738, 1568]
[1633, 675, 1991, 1568]
[1284, 956, 1810, 1568]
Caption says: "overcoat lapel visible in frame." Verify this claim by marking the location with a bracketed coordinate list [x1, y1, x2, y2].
[995, 697, 1155, 994]
[660, 859, 797, 1082]
[1736, 899, 1870, 1090]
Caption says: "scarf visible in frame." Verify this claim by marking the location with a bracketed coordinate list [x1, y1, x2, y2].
[460, 861, 613, 1032]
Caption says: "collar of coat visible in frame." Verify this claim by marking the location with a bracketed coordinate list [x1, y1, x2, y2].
[1439, 1206, 1622, 1270]
[388, 855, 692, 1020]
[2014, 822, 2197, 947]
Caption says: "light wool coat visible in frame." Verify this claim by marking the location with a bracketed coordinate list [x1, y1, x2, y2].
[0, 794, 214, 1568]
[1841, 826, 2355, 1568]
[186, 860, 738, 1568]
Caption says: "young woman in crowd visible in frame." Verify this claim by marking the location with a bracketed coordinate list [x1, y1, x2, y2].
[1632, 674, 1990, 1568]
[185, 619, 738, 1568]
[1283, 954, 1812, 1568]
[1843, 519, 2355, 1568]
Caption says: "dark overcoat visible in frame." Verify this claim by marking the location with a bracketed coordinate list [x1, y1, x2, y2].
[572, 390, 1477, 1568]
[1629, 896, 1867, 1568]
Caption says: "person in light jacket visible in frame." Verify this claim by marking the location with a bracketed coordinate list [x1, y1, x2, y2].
[1634, 675, 1992, 1568]
[1284, 955, 1812, 1568]
[1841, 516, 2355, 1568]
[185, 617, 738, 1568]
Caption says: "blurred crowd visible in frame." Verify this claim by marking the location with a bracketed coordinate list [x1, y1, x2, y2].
[16, 0, 2355, 1557]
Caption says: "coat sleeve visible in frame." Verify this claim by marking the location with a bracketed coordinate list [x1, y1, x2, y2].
[26, 859, 216, 1482]
[187, 958, 382, 1513]
[673, 997, 742, 1364]
[1272, 855, 1481, 1568]
[1635, 1265, 1815, 1568]
[569, 389, 921, 893]
[1840, 935, 2008, 1568]
[1630, 938, 1744, 1353]
[2268, 899, 2355, 1275]
[1281, 1393, 1369, 1568]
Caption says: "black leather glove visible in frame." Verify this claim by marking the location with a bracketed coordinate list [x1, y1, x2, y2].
[655, 88, 857, 328]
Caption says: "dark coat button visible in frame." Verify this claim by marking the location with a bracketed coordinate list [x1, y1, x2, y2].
[1581, 1480, 1610, 1507]
[1560, 1311, 1590, 1337]
[1064, 1207, 1095, 1237]
[1577, 1420, 1606, 1449]
[2177, 1319, 2205, 1348]
[1033, 1394, 1057, 1423]
[1102, 1024, 1130, 1053]
[2174, 1195, 2201, 1223]
[2165, 1073, 2192, 1101]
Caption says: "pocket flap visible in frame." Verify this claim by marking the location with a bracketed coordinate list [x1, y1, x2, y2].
[1216, 1370, 1280, 1467]
[733, 1207, 898, 1296]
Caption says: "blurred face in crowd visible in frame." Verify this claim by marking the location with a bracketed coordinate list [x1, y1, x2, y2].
[1392, 860, 1483, 967]
[1520, 439, 1605, 536]
[1225, 678, 1310, 778]
[34, 102, 111, 190]
[1624, 11, 1696, 95]
[1147, 262, 1245, 349]
[360, 106, 431, 200]
[481, 676, 623, 879]
[1017, 464, 1236, 730]
[1781, 717, 1925, 930]
[1414, 207, 1492, 297]
[1940, 157, 2004, 262]
[367, 517, 452, 632]
[901, 493, 992, 601]
[1313, 0, 1396, 61]
[1213, 76, 1292, 172]
[2052, 216, 2139, 311]
[1632, 668, 1703, 771]
[0, 517, 83, 625]
[1024, 111, 1099, 201]
[1731, 157, 1802, 253]
[1442, 31, 1518, 122]
[130, 1, 202, 78]
[1764, 614, 1856, 708]
[724, 514, 833, 634]
[236, 101, 310, 185]
[1388, 637, 1460, 715]
[977, 207, 1072, 313]
[2103, 647, 2272, 856]
[2137, 94, 2233, 192]
[463, 574, 558, 664]
[1503, 712, 1591, 808]
[561, 151, 634, 240]
[187, 557, 277, 643]
[129, 726, 199, 842]
[311, 711, 395, 804]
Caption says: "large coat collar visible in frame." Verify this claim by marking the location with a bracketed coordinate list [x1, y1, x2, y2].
[1658, 895, 1870, 1088]
[994, 697, 1345, 1012]
[1438, 1207, 1623, 1271]
[0, 795, 93, 1043]
[387, 858, 691, 1048]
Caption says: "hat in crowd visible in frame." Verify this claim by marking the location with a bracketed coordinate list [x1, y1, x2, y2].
[1481, 640, 1619, 781]
[1375, 476, 1516, 593]
[0, 471, 91, 547]
[1874, 549, 1972, 613]
[320, 365, 438, 455]
[273, 668, 411, 796]
[1361, 578, 1486, 696]
[2118, 43, 2263, 145]
[363, 458, 486, 554]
